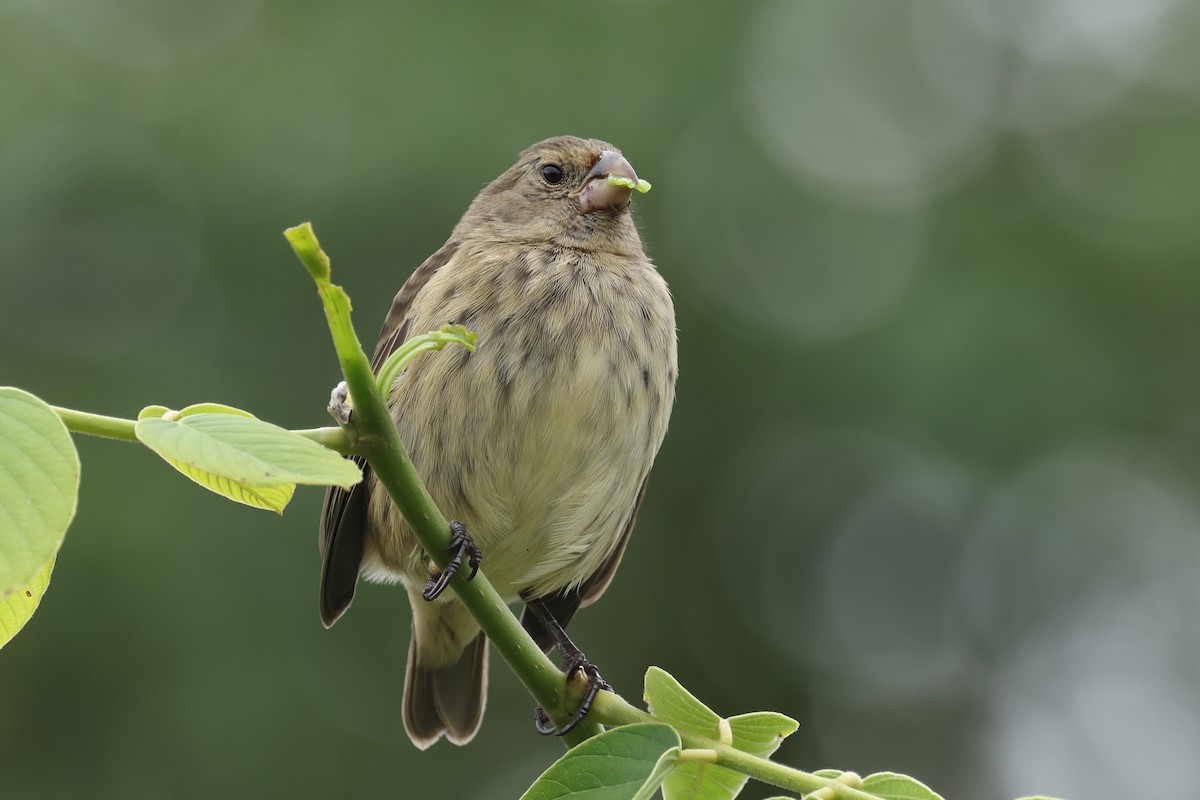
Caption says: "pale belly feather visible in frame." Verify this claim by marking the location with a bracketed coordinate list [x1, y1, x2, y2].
[362, 245, 675, 602]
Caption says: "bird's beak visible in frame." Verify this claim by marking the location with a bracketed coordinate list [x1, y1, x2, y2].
[572, 151, 639, 214]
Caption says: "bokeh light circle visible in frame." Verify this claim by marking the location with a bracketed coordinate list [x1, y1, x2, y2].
[745, 0, 1002, 207]
[667, 100, 927, 343]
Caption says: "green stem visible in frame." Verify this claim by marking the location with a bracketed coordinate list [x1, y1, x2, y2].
[52, 406, 138, 442]
[52, 404, 355, 457]
[711, 748, 877, 800]
[285, 223, 599, 744]
[373, 326, 475, 396]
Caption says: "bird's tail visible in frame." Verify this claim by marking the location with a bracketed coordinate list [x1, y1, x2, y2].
[403, 603, 488, 749]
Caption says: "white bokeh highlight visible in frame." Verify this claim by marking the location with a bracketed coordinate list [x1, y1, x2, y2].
[667, 101, 927, 343]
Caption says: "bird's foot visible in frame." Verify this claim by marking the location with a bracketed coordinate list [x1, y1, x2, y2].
[327, 381, 354, 428]
[533, 655, 610, 737]
[422, 520, 482, 601]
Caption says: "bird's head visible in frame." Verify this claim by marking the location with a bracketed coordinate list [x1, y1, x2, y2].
[456, 136, 647, 255]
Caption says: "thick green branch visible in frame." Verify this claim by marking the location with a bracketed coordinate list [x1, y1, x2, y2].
[285, 222, 599, 743]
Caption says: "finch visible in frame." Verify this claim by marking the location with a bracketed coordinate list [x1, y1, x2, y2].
[319, 135, 677, 749]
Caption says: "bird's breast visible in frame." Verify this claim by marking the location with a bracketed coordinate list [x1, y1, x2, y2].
[367, 244, 676, 596]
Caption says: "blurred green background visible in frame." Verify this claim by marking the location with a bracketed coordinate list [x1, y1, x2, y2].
[4, 1, 1200, 798]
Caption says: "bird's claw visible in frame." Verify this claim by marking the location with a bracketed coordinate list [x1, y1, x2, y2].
[327, 381, 354, 428]
[533, 657, 610, 737]
[422, 520, 482, 601]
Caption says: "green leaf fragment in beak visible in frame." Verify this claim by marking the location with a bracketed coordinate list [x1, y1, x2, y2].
[607, 175, 653, 193]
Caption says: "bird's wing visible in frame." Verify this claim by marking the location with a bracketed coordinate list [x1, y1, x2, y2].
[318, 240, 460, 627]
[521, 474, 651, 651]
[368, 240, 462, 373]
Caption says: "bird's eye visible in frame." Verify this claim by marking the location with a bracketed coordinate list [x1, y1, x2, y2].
[540, 164, 565, 185]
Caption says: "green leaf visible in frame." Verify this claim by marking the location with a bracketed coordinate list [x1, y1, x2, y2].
[606, 175, 652, 193]
[859, 772, 945, 800]
[0, 387, 80, 592]
[139, 402, 254, 421]
[645, 668, 799, 800]
[135, 410, 361, 512]
[520, 722, 681, 800]
[158, 462, 296, 513]
[727, 711, 799, 758]
[0, 553, 56, 648]
[632, 747, 681, 800]
[644, 667, 736, 800]
[663, 760, 745, 800]
[176, 402, 256, 418]
[644, 667, 723, 740]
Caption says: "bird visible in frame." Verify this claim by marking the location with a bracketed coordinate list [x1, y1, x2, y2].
[318, 135, 677, 749]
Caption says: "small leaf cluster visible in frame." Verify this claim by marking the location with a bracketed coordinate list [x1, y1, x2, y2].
[522, 668, 945, 800]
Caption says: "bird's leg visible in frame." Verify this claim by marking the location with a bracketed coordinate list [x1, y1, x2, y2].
[525, 599, 610, 736]
[422, 520, 482, 601]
